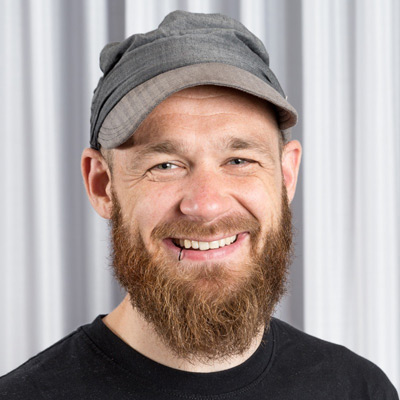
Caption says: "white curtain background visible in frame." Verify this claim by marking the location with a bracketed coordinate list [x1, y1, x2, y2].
[1, 0, 398, 390]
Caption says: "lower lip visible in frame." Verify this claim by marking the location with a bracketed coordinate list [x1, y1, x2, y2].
[163, 233, 248, 261]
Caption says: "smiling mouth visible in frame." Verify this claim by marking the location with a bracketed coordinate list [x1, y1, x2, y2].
[172, 235, 238, 251]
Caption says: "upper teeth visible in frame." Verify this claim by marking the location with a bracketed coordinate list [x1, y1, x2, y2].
[176, 235, 237, 250]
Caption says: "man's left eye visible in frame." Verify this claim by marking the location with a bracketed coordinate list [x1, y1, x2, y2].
[227, 158, 251, 165]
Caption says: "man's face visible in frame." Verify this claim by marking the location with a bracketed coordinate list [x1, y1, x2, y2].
[108, 86, 294, 362]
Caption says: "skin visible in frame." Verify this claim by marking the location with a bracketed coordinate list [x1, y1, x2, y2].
[81, 85, 302, 372]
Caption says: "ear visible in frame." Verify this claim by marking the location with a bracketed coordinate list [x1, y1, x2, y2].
[81, 148, 113, 219]
[281, 140, 302, 204]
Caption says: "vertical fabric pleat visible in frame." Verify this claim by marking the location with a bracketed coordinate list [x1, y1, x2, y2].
[303, 0, 399, 389]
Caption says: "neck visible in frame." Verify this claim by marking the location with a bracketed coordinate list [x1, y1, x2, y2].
[102, 294, 265, 373]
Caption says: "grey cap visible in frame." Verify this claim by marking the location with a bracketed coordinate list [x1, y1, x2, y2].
[90, 10, 298, 150]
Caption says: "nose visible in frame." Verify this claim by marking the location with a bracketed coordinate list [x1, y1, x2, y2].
[179, 171, 233, 222]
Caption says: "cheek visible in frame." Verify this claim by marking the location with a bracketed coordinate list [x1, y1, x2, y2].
[130, 184, 180, 242]
[237, 177, 282, 227]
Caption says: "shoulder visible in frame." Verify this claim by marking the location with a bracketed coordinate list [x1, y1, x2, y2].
[269, 318, 398, 399]
[0, 325, 98, 399]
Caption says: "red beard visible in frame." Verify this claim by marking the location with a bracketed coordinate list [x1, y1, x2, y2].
[110, 184, 293, 362]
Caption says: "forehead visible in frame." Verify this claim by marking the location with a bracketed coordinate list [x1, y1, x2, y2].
[122, 86, 280, 150]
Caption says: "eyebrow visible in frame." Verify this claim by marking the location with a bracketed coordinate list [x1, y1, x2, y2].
[134, 135, 276, 161]
[135, 141, 187, 158]
[224, 137, 276, 159]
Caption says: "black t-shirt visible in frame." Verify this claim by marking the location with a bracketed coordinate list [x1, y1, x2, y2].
[1, 316, 398, 399]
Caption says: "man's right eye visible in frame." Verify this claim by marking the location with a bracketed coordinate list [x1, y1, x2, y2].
[153, 162, 179, 170]
[146, 162, 186, 182]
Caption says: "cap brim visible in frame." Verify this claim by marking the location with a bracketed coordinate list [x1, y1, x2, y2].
[98, 62, 298, 149]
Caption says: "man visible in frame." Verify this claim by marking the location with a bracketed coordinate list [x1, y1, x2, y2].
[1, 10, 398, 399]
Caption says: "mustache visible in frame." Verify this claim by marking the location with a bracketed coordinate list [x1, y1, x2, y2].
[150, 213, 261, 240]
